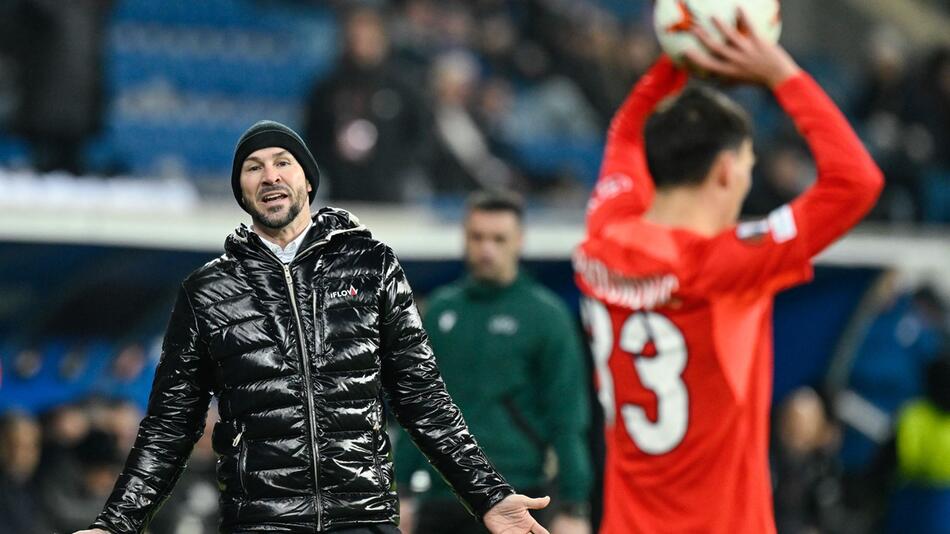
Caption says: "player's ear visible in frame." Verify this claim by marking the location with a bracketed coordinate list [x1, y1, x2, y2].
[710, 150, 734, 190]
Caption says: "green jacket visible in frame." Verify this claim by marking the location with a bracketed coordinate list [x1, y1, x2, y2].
[394, 273, 592, 506]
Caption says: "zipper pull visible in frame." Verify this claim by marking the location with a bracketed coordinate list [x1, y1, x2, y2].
[232, 430, 244, 447]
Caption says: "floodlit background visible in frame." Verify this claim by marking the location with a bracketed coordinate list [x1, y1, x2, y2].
[0, 1, 947, 533]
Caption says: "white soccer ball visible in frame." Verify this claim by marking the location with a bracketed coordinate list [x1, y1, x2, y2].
[653, 0, 782, 63]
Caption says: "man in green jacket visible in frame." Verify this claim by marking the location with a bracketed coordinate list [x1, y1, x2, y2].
[395, 191, 593, 534]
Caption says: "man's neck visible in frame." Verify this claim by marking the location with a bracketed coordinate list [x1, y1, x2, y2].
[474, 268, 519, 287]
[644, 188, 724, 237]
[253, 215, 311, 249]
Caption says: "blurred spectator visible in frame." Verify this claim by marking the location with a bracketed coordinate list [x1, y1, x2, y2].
[839, 278, 945, 473]
[7, 0, 111, 175]
[848, 353, 950, 533]
[831, 275, 948, 531]
[910, 47, 950, 169]
[520, 1, 627, 127]
[0, 411, 51, 534]
[389, 0, 443, 82]
[472, 4, 521, 81]
[304, 6, 429, 202]
[772, 388, 847, 534]
[881, 354, 950, 533]
[91, 398, 143, 454]
[854, 27, 911, 126]
[498, 55, 600, 147]
[475, 76, 517, 144]
[40, 428, 123, 533]
[37, 403, 91, 478]
[427, 51, 518, 194]
[852, 26, 935, 222]
[149, 403, 220, 534]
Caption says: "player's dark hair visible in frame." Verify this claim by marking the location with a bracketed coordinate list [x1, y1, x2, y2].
[645, 84, 753, 189]
[466, 190, 525, 222]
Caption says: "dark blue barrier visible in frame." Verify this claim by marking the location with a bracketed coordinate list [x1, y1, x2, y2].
[0, 242, 879, 412]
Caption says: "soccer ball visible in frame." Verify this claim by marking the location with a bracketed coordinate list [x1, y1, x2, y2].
[653, 0, 782, 63]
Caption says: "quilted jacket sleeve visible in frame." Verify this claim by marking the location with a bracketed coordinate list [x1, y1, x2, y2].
[378, 246, 514, 519]
[90, 283, 214, 534]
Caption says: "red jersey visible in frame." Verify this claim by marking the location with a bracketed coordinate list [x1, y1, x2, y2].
[575, 57, 883, 533]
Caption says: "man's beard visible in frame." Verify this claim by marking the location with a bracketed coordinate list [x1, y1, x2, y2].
[247, 187, 307, 230]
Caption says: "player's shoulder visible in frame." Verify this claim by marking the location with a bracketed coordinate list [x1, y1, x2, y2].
[586, 216, 693, 275]
[692, 204, 801, 262]
[184, 253, 235, 287]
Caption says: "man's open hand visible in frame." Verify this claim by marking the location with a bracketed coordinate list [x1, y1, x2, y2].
[483, 494, 551, 534]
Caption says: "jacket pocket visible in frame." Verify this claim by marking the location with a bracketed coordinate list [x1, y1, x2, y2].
[370, 403, 386, 489]
[212, 419, 248, 497]
[233, 420, 248, 496]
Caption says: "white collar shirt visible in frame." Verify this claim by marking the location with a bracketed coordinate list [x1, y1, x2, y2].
[255, 225, 312, 264]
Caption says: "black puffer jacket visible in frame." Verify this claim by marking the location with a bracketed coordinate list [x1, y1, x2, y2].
[92, 208, 513, 533]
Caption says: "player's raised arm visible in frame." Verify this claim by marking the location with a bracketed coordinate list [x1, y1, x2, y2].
[586, 56, 688, 236]
[772, 68, 885, 257]
[688, 10, 884, 258]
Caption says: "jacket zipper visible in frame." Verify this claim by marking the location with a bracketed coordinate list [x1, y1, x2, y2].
[256, 225, 363, 531]
[282, 262, 323, 531]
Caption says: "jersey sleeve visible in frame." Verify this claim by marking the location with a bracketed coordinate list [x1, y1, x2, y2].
[693, 204, 814, 297]
[693, 72, 884, 297]
[585, 56, 688, 237]
[777, 73, 884, 257]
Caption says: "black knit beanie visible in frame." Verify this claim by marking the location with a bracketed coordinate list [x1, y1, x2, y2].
[231, 120, 320, 211]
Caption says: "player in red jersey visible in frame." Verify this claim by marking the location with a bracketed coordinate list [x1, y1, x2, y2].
[574, 12, 884, 534]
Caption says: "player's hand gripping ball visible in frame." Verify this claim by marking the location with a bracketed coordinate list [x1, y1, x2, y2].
[654, 0, 782, 64]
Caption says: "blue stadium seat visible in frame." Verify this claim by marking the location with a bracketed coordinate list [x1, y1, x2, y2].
[0, 340, 155, 414]
[99, 0, 337, 176]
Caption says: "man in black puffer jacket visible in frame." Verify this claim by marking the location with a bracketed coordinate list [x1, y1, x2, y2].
[77, 121, 550, 534]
